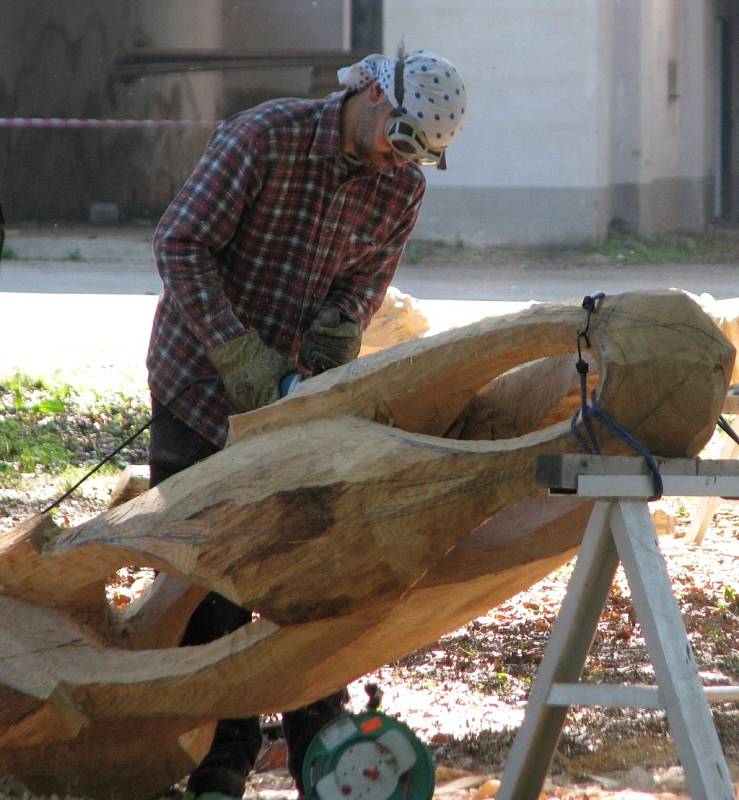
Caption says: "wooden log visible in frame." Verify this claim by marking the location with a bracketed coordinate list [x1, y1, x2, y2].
[0, 717, 215, 800]
[689, 291, 739, 384]
[359, 286, 429, 355]
[0, 496, 592, 799]
[226, 289, 730, 455]
[0, 290, 733, 798]
[108, 465, 151, 508]
[444, 353, 593, 440]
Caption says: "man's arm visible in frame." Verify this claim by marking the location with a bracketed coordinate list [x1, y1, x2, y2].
[154, 125, 290, 411]
[153, 124, 263, 349]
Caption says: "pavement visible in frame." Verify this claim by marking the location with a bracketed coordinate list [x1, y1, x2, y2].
[1, 224, 738, 391]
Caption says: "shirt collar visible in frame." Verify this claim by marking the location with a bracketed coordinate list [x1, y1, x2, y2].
[309, 89, 401, 179]
[309, 90, 347, 162]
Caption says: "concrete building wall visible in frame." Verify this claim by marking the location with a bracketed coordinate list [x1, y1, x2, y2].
[122, 1, 225, 214]
[0, 0, 350, 223]
[386, 0, 723, 246]
[0, 1, 225, 221]
[717, 0, 739, 219]
[632, 0, 714, 234]
[732, 11, 739, 218]
[609, 0, 714, 234]
[221, 1, 349, 115]
[1, 0, 730, 240]
[384, 0, 615, 246]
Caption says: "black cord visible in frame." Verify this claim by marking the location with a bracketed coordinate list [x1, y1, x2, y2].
[577, 291, 605, 352]
[573, 293, 605, 454]
[41, 375, 218, 515]
[0, 202, 5, 267]
[718, 414, 739, 446]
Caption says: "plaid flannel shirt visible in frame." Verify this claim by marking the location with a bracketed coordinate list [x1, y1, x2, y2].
[147, 90, 425, 447]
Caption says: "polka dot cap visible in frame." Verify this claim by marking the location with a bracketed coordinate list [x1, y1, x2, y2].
[337, 49, 467, 149]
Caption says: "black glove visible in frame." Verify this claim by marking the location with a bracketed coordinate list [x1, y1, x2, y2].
[300, 306, 362, 372]
[208, 330, 290, 412]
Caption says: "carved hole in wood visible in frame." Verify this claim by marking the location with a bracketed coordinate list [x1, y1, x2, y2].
[445, 353, 599, 441]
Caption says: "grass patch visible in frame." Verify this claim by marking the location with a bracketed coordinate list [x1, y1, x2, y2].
[0, 372, 149, 487]
[402, 230, 739, 268]
[595, 231, 738, 265]
[1, 244, 18, 260]
[718, 653, 739, 678]
[64, 247, 85, 261]
[403, 239, 453, 265]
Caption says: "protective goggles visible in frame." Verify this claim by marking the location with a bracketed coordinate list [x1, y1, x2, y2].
[384, 114, 446, 168]
[387, 51, 447, 169]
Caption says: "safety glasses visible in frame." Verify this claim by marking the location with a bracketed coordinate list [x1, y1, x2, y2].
[384, 115, 445, 167]
[386, 51, 447, 169]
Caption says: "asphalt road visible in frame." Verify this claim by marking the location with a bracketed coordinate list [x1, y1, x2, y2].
[1, 226, 737, 388]
[2, 238, 739, 301]
[3, 224, 739, 301]
[3, 258, 739, 301]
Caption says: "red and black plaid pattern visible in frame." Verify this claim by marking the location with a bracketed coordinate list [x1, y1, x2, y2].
[147, 91, 425, 447]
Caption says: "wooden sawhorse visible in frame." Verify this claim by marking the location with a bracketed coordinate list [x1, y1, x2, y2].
[497, 455, 739, 800]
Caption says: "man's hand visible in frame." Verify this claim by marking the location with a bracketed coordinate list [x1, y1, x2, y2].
[208, 331, 290, 412]
[300, 306, 362, 373]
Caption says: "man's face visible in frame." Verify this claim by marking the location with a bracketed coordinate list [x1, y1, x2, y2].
[352, 91, 406, 172]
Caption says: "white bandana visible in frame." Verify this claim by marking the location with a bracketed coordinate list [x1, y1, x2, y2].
[337, 49, 467, 149]
[337, 54, 401, 107]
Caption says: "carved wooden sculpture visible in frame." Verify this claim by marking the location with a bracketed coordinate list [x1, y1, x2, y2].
[0, 290, 733, 798]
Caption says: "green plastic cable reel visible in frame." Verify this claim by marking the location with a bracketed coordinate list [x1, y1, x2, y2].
[302, 712, 435, 800]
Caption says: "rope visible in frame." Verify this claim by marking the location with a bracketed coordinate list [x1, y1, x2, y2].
[586, 393, 664, 500]
[571, 293, 604, 455]
[41, 375, 219, 514]
[0, 117, 219, 129]
[570, 292, 664, 501]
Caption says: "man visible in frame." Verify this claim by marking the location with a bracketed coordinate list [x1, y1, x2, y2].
[146, 45, 467, 800]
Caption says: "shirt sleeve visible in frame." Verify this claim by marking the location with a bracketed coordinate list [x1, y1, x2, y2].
[153, 123, 264, 350]
[326, 180, 425, 328]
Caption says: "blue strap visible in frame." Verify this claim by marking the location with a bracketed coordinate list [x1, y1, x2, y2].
[588, 394, 664, 500]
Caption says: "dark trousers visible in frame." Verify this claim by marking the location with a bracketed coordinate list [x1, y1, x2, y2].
[149, 397, 345, 795]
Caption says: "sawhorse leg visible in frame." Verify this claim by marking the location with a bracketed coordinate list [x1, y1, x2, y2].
[611, 501, 733, 798]
[497, 499, 734, 800]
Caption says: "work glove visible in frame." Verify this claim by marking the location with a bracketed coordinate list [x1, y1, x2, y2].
[208, 330, 291, 413]
[299, 306, 362, 373]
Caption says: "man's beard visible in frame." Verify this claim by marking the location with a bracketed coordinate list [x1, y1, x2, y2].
[353, 103, 396, 171]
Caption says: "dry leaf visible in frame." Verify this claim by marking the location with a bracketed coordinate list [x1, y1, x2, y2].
[473, 778, 500, 798]
[435, 765, 472, 783]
